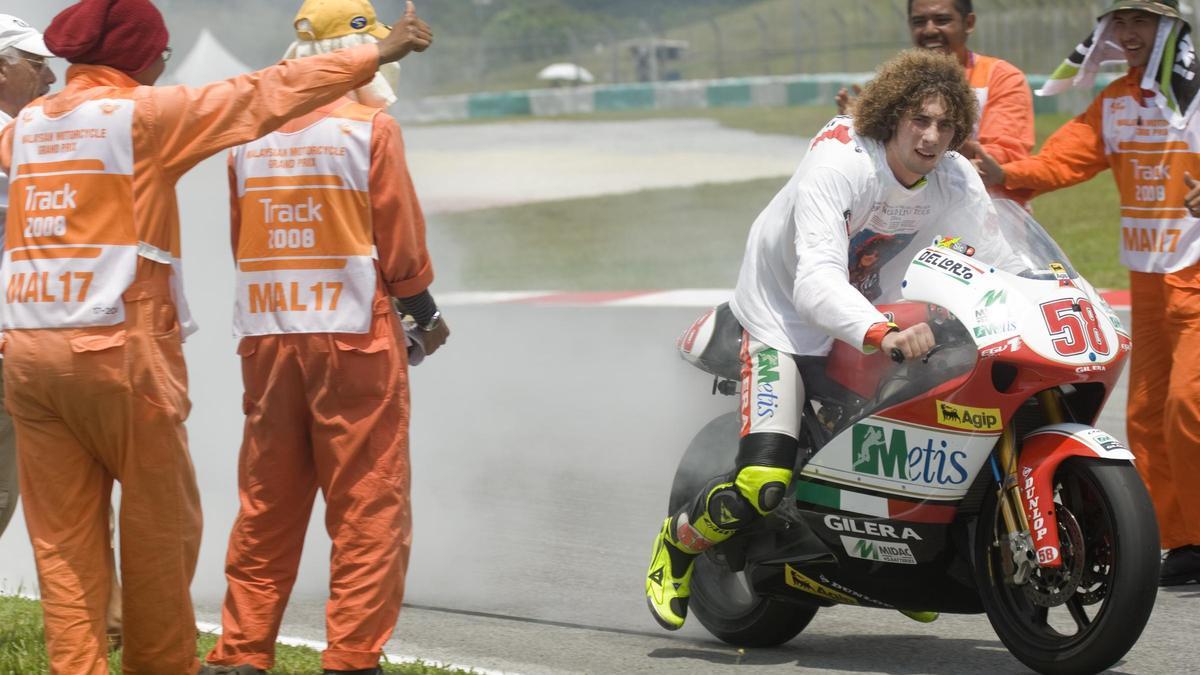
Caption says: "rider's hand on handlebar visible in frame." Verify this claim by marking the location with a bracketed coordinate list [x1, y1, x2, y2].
[881, 323, 935, 362]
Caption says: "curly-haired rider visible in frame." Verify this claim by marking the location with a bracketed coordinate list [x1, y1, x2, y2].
[644, 49, 994, 630]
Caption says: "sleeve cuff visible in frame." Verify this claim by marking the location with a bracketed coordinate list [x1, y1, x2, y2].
[862, 321, 899, 352]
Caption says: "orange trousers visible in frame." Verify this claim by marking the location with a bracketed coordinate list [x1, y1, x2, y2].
[4, 281, 201, 675]
[207, 302, 412, 672]
[1128, 265, 1200, 549]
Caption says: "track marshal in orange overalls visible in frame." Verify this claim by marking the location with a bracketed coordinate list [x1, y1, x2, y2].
[0, 0, 433, 672]
[203, 1, 448, 673]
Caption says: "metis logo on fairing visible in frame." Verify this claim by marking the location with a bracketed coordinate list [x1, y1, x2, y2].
[851, 423, 969, 485]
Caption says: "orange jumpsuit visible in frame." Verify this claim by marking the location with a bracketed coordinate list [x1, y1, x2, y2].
[965, 51, 1036, 203]
[0, 45, 379, 675]
[206, 99, 432, 672]
[1001, 69, 1200, 549]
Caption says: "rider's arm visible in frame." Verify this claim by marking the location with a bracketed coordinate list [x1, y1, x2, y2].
[1000, 89, 1108, 196]
[977, 60, 1035, 165]
[790, 166, 890, 353]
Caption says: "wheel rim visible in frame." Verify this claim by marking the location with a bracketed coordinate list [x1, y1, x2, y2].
[693, 552, 761, 619]
[986, 466, 1118, 648]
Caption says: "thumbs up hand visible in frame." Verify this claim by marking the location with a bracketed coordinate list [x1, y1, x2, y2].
[1185, 172, 1200, 217]
[377, 0, 433, 64]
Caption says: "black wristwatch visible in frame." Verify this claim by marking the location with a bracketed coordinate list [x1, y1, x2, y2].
[419, 310, 442, 332]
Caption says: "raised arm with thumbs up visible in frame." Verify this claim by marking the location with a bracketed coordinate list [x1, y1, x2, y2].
[377, 0, 433, 64]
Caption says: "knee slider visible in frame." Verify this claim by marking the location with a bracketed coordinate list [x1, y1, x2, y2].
[734, 466, 793, 515]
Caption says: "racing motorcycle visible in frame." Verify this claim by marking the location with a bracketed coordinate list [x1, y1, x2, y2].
[673, 200, 1159, 675]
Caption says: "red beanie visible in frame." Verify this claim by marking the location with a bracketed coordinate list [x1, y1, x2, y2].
[44, 0, 169, 75]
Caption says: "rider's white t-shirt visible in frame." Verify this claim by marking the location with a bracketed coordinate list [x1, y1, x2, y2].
[730, 116, 992, 358]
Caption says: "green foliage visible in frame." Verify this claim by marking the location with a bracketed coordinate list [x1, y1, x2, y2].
[480, 0, 611, 62]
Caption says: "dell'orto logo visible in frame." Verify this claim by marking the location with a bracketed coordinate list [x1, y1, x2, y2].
[851, 423, 969, 486]
[350, 15, 369, 29]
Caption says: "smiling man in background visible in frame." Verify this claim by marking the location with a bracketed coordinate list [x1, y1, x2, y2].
[838, 0, 1034, 202]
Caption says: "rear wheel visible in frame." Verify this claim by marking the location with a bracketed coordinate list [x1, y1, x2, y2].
[975, 460, 1159, 675]
[672, 412, 818, 646]
[690, 552, 819, 647]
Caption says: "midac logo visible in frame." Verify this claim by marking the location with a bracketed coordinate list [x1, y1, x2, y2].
[851, 424, 907, 479]
[854, 538, 876, 559]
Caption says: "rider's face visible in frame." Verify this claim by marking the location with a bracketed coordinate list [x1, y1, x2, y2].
[886, 95, 956, 187]
[1110, 10, 1160, 70]
[909, 0, 974, 66]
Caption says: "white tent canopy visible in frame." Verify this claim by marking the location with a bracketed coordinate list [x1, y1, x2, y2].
[537, 62, 594, 84]
[167, 29, 253, 87]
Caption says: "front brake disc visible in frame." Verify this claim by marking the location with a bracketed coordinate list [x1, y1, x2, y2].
[1022, 506, 1086, 607]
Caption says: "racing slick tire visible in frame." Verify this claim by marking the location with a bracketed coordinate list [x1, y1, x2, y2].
[974, 459, 1159, 675]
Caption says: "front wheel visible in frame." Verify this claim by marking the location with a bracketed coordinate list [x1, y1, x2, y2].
[975, 460, 1160, 675]
[690, 552, 819, 647]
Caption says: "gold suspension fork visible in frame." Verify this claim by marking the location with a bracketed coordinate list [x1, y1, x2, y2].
[997, 389, 1063, 535]
[996, 425, 1029, 535]
[1038, 388, 1066, 425]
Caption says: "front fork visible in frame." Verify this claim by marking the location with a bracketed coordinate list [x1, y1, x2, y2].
[992, 390, 1066, 584]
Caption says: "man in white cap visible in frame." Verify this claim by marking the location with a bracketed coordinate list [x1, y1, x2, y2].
[0, 13, 55, 542]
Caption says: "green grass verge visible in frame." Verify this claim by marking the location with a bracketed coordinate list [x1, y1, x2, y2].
[0, 596, 468, 675]
[426, 107, 1127, 292]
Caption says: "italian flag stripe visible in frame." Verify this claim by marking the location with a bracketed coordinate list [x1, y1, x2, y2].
[796, 482, 955, 524]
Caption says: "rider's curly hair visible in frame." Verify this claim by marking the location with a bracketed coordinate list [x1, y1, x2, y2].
[853, 49, 977, 151]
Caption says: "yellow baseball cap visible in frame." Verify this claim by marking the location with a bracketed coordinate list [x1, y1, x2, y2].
[294, 0, 391, 42]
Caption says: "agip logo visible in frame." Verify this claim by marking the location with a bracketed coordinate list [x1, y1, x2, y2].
[851, 423, 969, 486]
[935, 401, 1002, 432]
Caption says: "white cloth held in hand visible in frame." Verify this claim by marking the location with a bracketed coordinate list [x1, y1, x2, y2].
[283, 32, 400, 108]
